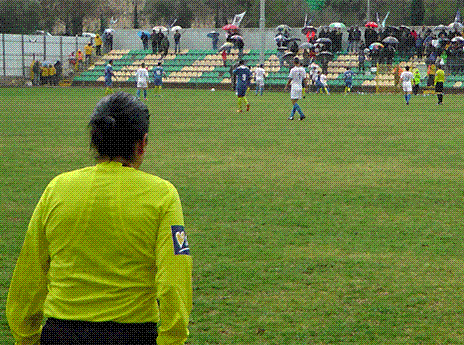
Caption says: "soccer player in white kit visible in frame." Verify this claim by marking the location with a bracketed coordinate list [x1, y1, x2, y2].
[284, 57, 307, 121]
[135, 62, 149, 101]
[253, 64, 266, 96]
[400, 65, 414, 105]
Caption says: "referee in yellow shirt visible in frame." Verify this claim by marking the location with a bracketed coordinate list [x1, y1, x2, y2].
[434, 64, 445, 105]
[6, 92, 192, 345]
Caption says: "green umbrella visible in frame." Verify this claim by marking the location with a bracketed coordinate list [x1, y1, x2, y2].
[329, 22, 346, 29]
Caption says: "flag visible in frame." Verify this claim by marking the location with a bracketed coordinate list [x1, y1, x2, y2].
[232, 11, 246, 27]
[381, 12, 390, 28]
[455, 9, 461, 23]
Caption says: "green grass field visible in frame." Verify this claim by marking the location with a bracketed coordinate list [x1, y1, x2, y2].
[2, 87, 464, 344]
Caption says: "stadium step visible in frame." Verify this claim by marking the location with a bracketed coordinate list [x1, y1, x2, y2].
[59, 79, 72, 87]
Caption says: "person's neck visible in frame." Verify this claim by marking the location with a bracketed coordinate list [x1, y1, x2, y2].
[97, 157, 136, 168]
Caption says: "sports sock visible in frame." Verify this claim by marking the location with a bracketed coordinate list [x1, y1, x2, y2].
[348, 87, 351, 92]
[237, 97, 242, 110]
[255, 85, 259, 95]
[404, 94, 408, 102]
[137, 89, 141, 98]
[260, 86, 263, 96]
[438, 94, 443, 103]
[344, 86, 347, 93]
[407, 94, 412, 102]
[243, 97, 249, 105]
[325, 87, 329, 94]
[144, 89, 147, 98]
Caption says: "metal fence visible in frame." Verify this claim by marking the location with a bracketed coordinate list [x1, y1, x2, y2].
[0, 34, 91, 77]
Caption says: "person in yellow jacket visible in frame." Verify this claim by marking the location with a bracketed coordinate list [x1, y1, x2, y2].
[95, 33, 103, 56]
[427, 63, 436, 87]
[30, 55, 36, 82]
[6, 92, 193, 345]
[434, 64, 445, 104]
[48, 64, 57, 86]
[41, 64, 49, 85]
[84, 42, 94, 66]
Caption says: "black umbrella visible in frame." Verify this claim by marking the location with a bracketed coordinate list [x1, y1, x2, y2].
[299, 42, 314, 49]
[301, 26, 317, 34]
[287, 37, 301, 42]
[316, 37, 332, 44]
[316, 51, 333, 57]
[382, 36, 399, 44]
[277, 46, 288, 51]
[282, 52, 296, 65]
[207, 31, 220, 38]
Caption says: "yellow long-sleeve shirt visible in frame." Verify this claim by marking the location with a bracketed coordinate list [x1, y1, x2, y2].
[435, 69, 445, 84]
[6, 161, 192, 345]
[95, 35, 102, 46]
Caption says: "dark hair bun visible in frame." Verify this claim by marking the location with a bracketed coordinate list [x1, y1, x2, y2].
[89, 92, 150, 161]
[93, 115, 116, 130]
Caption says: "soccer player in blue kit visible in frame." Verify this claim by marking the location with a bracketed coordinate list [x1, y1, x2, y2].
[343, 67, 355, 94]
[232, 60, 252, 112]
[104, 59, 115, 95]
[152, 61, 166, 96]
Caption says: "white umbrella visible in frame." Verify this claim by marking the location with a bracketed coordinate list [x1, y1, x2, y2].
[153, 26, 168, 32]
[171, 25, 182, 32]
[104, 29, 114, 34]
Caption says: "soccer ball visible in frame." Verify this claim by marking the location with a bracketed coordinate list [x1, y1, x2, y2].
[211, 88, 215, 91]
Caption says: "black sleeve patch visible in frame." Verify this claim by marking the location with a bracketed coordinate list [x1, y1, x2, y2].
[171, 225, 190, 255]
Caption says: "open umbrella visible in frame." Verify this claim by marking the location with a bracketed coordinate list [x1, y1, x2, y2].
[275, 34, 286, 42]
[276, 24, 291, 32]
[152, 26, 168, 32]
[452, 36, 464, 42]
[230, 34, 243, 41]
[399, 25, 411, 31]
[434, 24, 448, 31]
[207, 31, 220, 38]
[329, 22, 346, 29]
[451, 22, 464, 31]
[137, 31, 150, 38]
[282, 52, 296, 64]
[222, 24, 238, 31]
[316, 51, 333, 57]
[104, 28, 114, 34]
[287, 37, 301, 42]
[299, 42, 314, 49]
[316, 37, 332, 44]
[382, 36, 399, 44]
[277, 46, 288, 51]
[365, 22, 378, 28]
[301, 26, 317, 34]
[171, 25, 182, 32]
[218, 42, 234, 52]
[369, 42, 384, 50]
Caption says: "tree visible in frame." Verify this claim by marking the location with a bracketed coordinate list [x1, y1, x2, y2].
[0, 0, 41, 34]
[144, 0, 195, 28]
[39, 0, 100, 35]
[411, 0, 425, 25]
